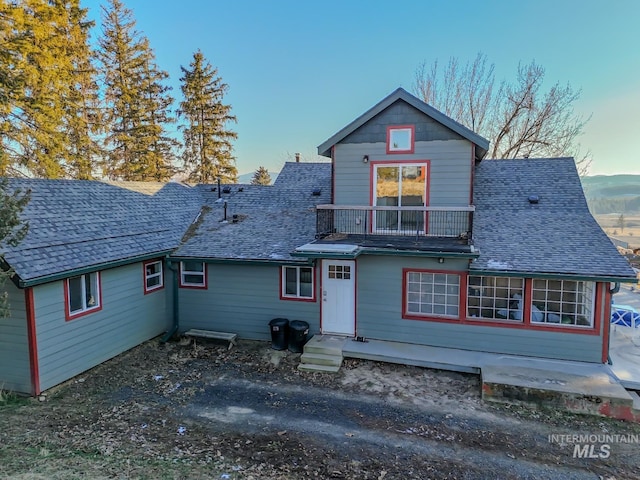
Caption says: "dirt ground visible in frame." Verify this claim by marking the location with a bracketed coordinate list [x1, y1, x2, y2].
[1, 337, 640, 479]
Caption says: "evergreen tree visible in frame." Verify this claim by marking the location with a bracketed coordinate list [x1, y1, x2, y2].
[179, 50, 237, 184]
[97, 0, 176, 181]
[0, 0, 102, 178]
[60, 0, 104, 179]
[250, 166, 271, 185]
[0, 179, 29, 318]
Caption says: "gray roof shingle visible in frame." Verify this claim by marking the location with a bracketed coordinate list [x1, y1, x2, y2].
[2, 179, 202, 282]
[174, 162, 332, 262]
[471, 158, 636, 280]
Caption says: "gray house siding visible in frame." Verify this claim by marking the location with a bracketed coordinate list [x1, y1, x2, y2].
[0, 281, 31, 393]
[179, 263, 320, 340]
[33, 261, 171, 392]
[341, 101, 464, 144]
[333, 140, 473, 207]
[355, 255, 603, 363]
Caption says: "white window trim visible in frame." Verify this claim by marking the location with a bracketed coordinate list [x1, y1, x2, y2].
[180, 261, 206, 287]
[67, 272, 101, 316]
[388, 127, 413, 152]
[144, 260, 164, 292]
[531, 279, 595, 328]
[406, 271, 460, 318]
[282, 266, 314, 299]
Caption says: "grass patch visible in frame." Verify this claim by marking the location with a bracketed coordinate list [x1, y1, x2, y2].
[0, 386, 29, 408]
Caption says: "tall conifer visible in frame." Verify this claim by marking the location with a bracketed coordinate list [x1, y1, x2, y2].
[97, 0, 176, 181]
[179, 50, 237, 184]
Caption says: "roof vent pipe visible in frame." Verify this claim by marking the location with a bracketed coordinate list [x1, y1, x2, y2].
[528, 195, 539, 204]
[217, 177, 221, 199]
[295, 152, 300, 163]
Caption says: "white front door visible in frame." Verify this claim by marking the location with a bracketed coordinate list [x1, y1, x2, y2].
[321, 260, 356, 335]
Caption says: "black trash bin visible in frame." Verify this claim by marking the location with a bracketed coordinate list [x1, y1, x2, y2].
[288, 320, 309, 353]
[269, 318, 289, 350]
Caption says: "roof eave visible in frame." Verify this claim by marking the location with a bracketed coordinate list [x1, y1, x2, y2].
[317, 88, 489, 159]
[468, 268, 638, 283]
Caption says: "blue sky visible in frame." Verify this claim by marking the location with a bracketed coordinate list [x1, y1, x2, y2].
[82, 0, 640, 176]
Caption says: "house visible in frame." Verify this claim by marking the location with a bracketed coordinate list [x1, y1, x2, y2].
[1, 88, 636, 396]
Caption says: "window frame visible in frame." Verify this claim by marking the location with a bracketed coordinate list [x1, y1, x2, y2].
[386, 125, 415, 154]
[64, 271, 102, 321]
[179, 261, 207, 289]
[143, 259, 164, 294]
[403, 269, 462, 320]
[280, 265, 316, 302]
[466, 275, 525, 323]
[530, 279, 595, 329]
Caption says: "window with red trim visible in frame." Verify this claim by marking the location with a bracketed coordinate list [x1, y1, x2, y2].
[467, 275, 524, 321]
[281, 266, 315, 301]
[66, 272, 101, 319]
[179, 261, 207, 288]
[406, 271, 460, 317]
[144, 260, 164, 293]
[531, 279, 594, 327]
[386, 125, 415, 154]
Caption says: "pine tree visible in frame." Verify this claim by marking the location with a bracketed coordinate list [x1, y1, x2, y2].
[251, 166, 271, 185]
[0, 0, 102, 178]
[97, 0, 176, 181]
[179, 50, 237, 184]
[60, 0, 104, 179]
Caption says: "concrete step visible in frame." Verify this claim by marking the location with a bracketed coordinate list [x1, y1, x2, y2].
[301, 352, 343, 367]
[303, 335, 346, 356]
[298, 363, 341, 373]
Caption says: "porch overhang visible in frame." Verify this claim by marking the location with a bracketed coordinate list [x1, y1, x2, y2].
[292, 242, 480, 260]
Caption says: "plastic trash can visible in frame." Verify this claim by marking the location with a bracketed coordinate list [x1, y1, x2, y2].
[288, 320, 309, 353]
[269, 318, 289, 350]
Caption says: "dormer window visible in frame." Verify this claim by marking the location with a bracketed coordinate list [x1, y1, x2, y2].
[387, 125, 415, 154]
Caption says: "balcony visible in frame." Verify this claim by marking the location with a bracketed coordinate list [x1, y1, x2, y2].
[316, 205, 474, 241]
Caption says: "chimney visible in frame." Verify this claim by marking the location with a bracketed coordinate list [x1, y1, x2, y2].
[295, 152, 300, 163]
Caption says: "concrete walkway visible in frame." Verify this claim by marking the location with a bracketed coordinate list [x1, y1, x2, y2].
[305, 333, 640, 422]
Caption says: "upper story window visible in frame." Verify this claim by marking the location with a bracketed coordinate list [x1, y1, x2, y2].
[531, 279, 594, 327]
[144, 260, 164, 293]
[386, 125, 415, 154]
[180, 261, 207, 289]
[66, 272, 101, 320]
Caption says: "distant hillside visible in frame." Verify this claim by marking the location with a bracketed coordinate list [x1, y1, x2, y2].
[581, 174, 640, 214]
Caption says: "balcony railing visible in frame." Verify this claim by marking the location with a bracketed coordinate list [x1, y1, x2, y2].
[316, 205, 474, 239]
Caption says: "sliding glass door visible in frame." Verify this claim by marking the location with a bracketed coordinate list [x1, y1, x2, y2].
[373, 163, 427, 233]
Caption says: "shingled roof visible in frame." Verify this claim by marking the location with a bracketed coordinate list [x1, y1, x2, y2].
[2, 179, 202, 285]
[471, 158, 636, 280]
[174, 162, 331, 262]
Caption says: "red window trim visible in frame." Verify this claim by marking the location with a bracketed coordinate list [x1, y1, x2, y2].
[64, 271, 103, 321]
[369, 160, 431, 235]
[279, 265, 317, 302]
[143, 259, 165, 294]
[386, 125, 415, 154]
[402, 270, 601, 336]
[178, 261, 208, 289]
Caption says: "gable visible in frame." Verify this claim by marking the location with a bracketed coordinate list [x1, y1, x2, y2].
[341, 100, 465, 145]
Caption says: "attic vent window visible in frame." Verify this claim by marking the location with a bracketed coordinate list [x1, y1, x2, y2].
[386, 125, 415, 154]
[528, 195, 539, 204]
[222, 186, 232, 194]
[312, 188, 322, 196]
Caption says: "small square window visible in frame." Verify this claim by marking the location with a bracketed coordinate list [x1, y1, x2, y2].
[66, 272, 101, 320]
[281, 266, 315, 301]
[180, 261, 207, 288]
[387, 126, 415, 154]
